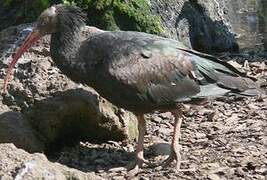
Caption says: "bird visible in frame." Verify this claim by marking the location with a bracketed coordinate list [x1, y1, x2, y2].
[3, 4, 264, 174]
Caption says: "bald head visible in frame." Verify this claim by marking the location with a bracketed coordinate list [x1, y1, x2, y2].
[36, 6, 58, 35]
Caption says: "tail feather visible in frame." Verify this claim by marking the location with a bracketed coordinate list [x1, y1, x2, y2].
[178, 47, 265, 97]
[239, 88, 265, 96]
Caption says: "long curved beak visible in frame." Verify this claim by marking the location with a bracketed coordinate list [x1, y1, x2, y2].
[3, 29, 42, 94]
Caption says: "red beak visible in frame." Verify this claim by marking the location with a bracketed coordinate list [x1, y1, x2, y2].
[3, 30, 42, 94]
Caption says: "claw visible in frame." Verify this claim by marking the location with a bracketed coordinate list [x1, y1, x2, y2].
[127, 165, 140, 177]
[160, 147, 181, 170]
[127, 157, 150, 177]
[133, 157, 150, 169]
[160, 109, 183, 171]
[161, 153, 175, 168]
[127, 115, 150, 176]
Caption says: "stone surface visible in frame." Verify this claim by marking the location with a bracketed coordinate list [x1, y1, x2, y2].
[25, 88, 138, 151]
[0, 102, 43, 152]
[151, 0, 238, 53]
[0, 143, 102, 180]
[1, 0, 266, 54]
[54, 92, 267, 179]
[151, 0, 267, 53]
[224, 0, 267, 53]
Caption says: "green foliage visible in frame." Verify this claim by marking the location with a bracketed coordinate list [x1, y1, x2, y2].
[3, 0, 12, 7]
[2, 0, 164, 35]
[3, 0, 50, 24]
[64, 0, 164, 34]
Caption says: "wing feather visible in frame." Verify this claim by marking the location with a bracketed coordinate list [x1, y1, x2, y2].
[82, 31, 263, 111]
[109, 46, 201, 105]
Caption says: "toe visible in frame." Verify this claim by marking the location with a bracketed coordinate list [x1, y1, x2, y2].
[127, 165, 140, 177]
[175, 160, 181, 171]
[136, 155, 150, 167]
[160, 154, 175, 168]
[142, 158, 150, 165]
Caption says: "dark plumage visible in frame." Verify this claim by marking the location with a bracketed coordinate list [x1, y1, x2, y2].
[3, 4, 264, 174]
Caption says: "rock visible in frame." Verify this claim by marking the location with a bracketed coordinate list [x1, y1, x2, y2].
[112, 176, 125, 180]
[0, 102, 43, 152]
[25, 88, 138, 151]
[208, 173, 225, 180]
[0, 143, 103, 180]
[108, 167, 127, 172]
[1, 0, 266, 55]
[151, 0, 238, 53]
[158, 112, 173, 119]
[152, 0, 267, 53]
[225, 0, 267, 53]
[195, 132, 207, 140]
[148, 137, 171, 156]
[0, 24, 138, 152]
[149, 143, 171, 156]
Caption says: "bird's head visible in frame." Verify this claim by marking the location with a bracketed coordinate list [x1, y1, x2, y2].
[3, 4, 85, 94]
[35, 6, 58, 35]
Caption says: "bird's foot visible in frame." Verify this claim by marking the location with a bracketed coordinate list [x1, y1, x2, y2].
[160, 146, 181, 171]
[158, 146, 195, 172]
[127, 157, 150, 176]
[127, 164, 141, 177]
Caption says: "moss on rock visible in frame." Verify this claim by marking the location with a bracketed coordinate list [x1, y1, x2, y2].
[64, 0, 164, 34]
[2, 0, 164, 35]
[2, 0, 50, 25]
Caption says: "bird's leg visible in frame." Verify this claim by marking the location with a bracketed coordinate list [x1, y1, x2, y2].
[161, 108, 182, 170]
[128, 114, 149, 174]
[136, 115, 149, 165]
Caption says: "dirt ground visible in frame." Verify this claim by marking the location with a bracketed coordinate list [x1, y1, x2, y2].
[52, 95, 266, 179]
[52, 59, 267, 180]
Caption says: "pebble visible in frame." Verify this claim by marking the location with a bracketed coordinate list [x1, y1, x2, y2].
[195, 132, 206, 139]
[149, 142, 171, 156]
[208, 174, 225, 180]
[159, 112, 173, 119]
[112, 176, 125, 180]
[108, 167, 127, 172]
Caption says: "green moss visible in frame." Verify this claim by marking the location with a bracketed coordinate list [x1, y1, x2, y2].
[2, 0, 164, 35]
[3, 0, 12, 7]
[3, 0, 50, 24]
[64, 0, 164, 34]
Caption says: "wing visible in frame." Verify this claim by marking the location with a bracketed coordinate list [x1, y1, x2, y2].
[109, 49, 201, 104]
[107, 31, 262, 102]
[80, 31, 263, 110]
[178, 48, 263, 96]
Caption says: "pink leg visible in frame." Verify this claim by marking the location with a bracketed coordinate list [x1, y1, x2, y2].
[135, 114, 149, 166]
[161, 109, 182, 170]
[128, 115, 149, 174]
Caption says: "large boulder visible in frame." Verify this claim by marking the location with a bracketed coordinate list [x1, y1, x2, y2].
[0, 102, 43, 152]
[152, 0, 237, 53]
[0, 24, 138, 153]
[25, 88, 138, 152]
[152, 0, 267, 54]
[224, 0, 267, 53]
[0, 143, 102, 180]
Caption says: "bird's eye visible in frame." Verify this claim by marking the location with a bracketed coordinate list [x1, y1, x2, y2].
[40, 21, 46, 26]
[40, 17, 50, 27]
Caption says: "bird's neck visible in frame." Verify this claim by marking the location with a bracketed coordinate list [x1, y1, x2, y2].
[50, 29, 87, 83]
[50, 30, 81, 65]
